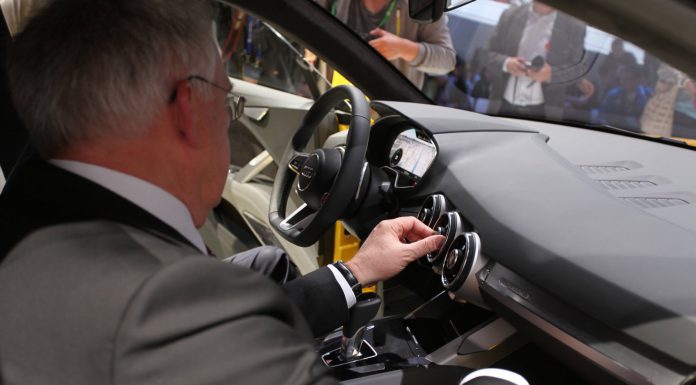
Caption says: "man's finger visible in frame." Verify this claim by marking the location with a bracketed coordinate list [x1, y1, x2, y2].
[370, 28, 386, 37]
[392, 216, 437, 239]
[406, 235, 445, 260]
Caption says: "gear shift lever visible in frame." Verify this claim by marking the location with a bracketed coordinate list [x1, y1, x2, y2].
[341, 292, 382, 359]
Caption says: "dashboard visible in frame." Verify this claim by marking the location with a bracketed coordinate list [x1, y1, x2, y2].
[352, 100, 696, 385]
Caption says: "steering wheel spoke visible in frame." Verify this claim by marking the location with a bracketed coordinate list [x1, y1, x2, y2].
[279, 204, 316, 232]
[288, 152, 310, 175]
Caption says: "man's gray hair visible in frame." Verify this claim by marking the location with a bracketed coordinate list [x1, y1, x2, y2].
[8, 0, 216, 157]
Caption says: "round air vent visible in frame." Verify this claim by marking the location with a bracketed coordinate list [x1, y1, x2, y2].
[426, 211, 462, 266]
[441, 232, 481, 291]
[416, 194, 448, 229]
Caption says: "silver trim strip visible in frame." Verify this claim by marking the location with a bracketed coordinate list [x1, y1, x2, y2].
[355, 162, 369, 201]
[481, 265, 684, 385]
[425, 317, 522, 368]
[279, 203, 314, 231]
[321, 341, 378, 368]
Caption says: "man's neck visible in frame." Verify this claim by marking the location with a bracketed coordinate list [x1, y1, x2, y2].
[363, 0, 391, 14]
[531, 2, 555, 16]
[56, 137, 202, 226]
[48, 158, 207, 253]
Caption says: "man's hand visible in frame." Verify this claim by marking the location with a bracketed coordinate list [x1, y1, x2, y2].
[505, 57, 528, 77]
[685, 79, 696, 109]
[529, 62, 552, 83]
[368, 28, 419, 62]
[685, 79, 696, 97]
[577, 78, 595, 98]
[345, 217, 445, 286]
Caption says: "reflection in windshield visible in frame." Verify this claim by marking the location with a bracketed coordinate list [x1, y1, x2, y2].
[215, 6, 321, 99]
[316, 0, 456, 90]
[330, 0, 696, 142]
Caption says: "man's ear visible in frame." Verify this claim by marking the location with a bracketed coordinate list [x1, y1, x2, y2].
[172, 81, 200, 147]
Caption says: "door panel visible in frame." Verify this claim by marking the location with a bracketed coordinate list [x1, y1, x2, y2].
[229, 78, 313, 165]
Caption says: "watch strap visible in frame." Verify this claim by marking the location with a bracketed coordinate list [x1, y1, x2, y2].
[332, 261, 362, 296]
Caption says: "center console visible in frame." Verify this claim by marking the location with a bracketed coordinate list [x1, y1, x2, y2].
[316, 195, 526, 383]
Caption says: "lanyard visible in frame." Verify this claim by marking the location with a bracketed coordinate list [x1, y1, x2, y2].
[331, 0, 398, 30]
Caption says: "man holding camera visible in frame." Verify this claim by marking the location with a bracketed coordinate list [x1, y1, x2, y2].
[486, 1, 587, 121]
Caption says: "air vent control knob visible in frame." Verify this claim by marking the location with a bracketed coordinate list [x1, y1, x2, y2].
[418, 207, 432, 223]
[445, 248, 462, 271]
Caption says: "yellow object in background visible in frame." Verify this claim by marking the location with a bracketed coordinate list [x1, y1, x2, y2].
[331, 70, 351, 87]
[677, 137, 696, 147]
[333, 221, 374, 292]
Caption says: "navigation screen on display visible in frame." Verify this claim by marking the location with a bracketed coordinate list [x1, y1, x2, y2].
[388, 129, 437, 179]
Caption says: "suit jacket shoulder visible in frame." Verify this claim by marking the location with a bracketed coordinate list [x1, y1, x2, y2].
[0, 221, 336, 385]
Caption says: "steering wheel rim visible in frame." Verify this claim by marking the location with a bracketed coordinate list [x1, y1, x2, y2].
[269, 85, 370, 247]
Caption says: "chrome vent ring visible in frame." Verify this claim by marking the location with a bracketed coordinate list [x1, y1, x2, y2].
[441, 232, 481, 291]
[426, 211, 462, 266]
[416, 194, 448, 229]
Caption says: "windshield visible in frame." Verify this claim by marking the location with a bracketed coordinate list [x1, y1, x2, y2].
[323, 0, 696, 145]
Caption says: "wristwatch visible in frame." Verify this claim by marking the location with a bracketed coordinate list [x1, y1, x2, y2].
[332, 261, 362, 296]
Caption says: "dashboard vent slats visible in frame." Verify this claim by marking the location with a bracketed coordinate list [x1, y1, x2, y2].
[621, 197, 690, 209]
[580, 165, 631, 174]
[598, 180, 657, 190]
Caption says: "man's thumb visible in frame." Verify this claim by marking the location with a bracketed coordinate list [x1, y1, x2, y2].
[408, 235, 445, 259]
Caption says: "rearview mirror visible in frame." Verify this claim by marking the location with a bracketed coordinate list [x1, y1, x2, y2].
[409, 0, 477, 23]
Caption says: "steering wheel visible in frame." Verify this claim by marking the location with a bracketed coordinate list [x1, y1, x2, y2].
[269, 85, 371, 247]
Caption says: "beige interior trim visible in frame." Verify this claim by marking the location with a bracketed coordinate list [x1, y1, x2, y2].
[1, 0, 47, 36]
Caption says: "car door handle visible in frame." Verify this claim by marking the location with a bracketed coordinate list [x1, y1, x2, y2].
[244, 107, 269, 122]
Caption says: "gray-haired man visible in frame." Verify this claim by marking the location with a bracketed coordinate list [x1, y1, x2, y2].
[0, 1, 444, 384]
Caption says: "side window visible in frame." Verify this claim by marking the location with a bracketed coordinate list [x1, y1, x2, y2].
[212, 3, 344, 171]
[214, 5, 326, 99]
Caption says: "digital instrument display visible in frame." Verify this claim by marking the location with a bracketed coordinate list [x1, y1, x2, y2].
[388, 128, 437, 179]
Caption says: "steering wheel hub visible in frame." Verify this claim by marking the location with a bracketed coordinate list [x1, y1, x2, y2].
[297, 149, 343, 209]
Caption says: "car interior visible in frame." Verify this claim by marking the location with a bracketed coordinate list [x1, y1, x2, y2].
[2, 0, 696, 384]
[213, 1, 696, 384]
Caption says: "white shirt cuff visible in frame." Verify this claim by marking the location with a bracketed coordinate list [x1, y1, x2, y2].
[502, 57, 511, 73]
[326, 264, 357, 308]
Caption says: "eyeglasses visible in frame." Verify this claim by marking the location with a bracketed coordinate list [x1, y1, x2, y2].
[169, 75, 245, 121]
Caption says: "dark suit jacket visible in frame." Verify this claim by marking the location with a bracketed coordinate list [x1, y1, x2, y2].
[0, 158, 343, 384]
[486, 4, 586, 121]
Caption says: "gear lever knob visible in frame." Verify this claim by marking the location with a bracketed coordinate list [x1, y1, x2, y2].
[341, 292, 382, 359]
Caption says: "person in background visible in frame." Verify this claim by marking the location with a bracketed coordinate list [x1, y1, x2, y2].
[600, 64, 652, 132]
[432, 56, 472, 110]
[641, 62, 696, 138]
[466, 48, 491, 112]
[563, 78, 596, 123]
[317, 0, 455, 89]
[672, 79, 696, 138]
[599, 38, 637, 91]
[486, 1, 587, 121]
